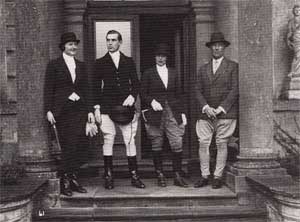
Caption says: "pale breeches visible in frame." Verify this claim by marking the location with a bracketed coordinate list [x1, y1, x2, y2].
[100, 114, 138, 157]
[196, 119, 237, 177]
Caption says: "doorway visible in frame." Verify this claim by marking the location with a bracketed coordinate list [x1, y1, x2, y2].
[85, 2, 194, 164]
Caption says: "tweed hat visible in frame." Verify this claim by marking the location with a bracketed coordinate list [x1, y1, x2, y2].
[205, 32, 230, 48]
[59, 32, 80, 49]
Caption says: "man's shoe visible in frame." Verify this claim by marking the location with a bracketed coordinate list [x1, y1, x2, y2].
[60, 174, 73, 196]
[173, 172, 188, 188]
[157, 172, 167, 187]
[212, 178, 223, 189]
[194, 177, 209, 188]
[104, 175, 114, 190]
[131, 173, 146, 188]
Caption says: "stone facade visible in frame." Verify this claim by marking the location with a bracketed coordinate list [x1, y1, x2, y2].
[0, 0, 298, 190]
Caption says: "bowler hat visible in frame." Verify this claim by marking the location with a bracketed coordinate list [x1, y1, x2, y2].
[59, 32, 80, 49]
[109, 105, 135, 125]
[205, 32, 230, 48]
[154, 43, 170, 56]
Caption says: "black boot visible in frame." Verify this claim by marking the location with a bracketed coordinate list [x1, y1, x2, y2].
[128, 156, 146, 189]
[153, 151, 167, 187]
[104, 156, 114, 190]
[60, 173, 73, 196]
[68, 172, 87, 193]
[172, 152, 188, 188]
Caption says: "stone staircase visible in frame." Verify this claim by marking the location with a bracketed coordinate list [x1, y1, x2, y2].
[33, 177, 267, 222]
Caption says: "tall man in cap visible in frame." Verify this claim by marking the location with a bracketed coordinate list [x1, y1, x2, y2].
[140, 43, 188, 187]
[44, 32, 95, 196]
[194, 32, 238, 189]
[91, 30, 145, 189]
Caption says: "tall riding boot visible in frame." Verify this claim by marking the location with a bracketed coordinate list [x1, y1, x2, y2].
[60, 172, 73, 196]
[172, 151, 188, 188]
[153, 151, 167, 187]
[68, 172, 87, 193]
[103, 156, 114, 189]
[128, 156, 146, 188]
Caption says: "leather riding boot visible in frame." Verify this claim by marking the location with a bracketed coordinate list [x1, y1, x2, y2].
[104, 156, 114, 190]
[153, 151, 167, 187]
[156, 170, 167, 187]
[174, 172, 188, 187]
[68, 172, 87, 193]
[128, 156, 146, 189]
[60, 173, 73, 196]
[172, 152, 188, 188]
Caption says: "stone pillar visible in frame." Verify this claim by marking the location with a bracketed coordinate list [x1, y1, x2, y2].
[63, 0, 87, 61]
[226, 0, 289, 194]
[191, 0, 216, 70]
[0, 0, 7, 104]
[15, 0, 64, 178]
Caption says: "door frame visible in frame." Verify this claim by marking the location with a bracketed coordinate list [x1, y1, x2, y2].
[84, 1, 196, 160]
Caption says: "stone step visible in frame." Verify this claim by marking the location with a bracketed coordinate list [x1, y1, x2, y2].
[80, 159, 192, 178]
[59, 178, 238, 208]
[34, 205, 266, 222]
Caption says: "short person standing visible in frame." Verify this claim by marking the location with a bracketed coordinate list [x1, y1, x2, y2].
[140, 43, 188, 188]
[44, 32, 95, 196]
[194, 32, 238, 189]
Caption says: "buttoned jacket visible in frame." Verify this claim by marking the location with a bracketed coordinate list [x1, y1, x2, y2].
[44, 56, 89, 117]
[140, 66, 186, 125]
[194, 57, 239, 120]
[92, 52, 140, 114]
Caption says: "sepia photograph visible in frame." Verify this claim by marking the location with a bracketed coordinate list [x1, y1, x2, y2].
[0, 0, 299, 221]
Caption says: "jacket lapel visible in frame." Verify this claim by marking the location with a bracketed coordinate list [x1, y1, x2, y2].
[206, 60, 213, 82]
[154, 66, 168, 89]
[60, 57, 74, 84]
[74, 59, 81, 85]
[104, 52, 118, 71]
[212, 58, 228, 82]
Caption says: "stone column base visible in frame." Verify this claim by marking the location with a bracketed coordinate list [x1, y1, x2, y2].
[19, 157, 58, 179]
[225, 156, 289, 194]
[282, 77, 300, 99]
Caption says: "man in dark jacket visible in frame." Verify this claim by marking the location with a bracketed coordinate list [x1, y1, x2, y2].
[92, 30, 145, 190]
[140, 43, 188, 187]
[44, 32, 94, 196]
[194, 32, 238, 189]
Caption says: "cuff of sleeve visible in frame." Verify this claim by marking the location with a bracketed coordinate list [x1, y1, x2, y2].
[202, 104, 209, 113]
[218, 106, 226, 114]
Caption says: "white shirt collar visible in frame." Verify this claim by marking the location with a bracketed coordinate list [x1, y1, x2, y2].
[156, 64, 167, 70]
[156, 64, 168, 88]
[109, 50, 120, 59]
[109, 51, 120, 68]
[63, 52, 75, 63]
[212, 56, 224, 63]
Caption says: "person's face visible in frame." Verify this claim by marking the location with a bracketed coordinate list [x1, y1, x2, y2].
[294, 7, 300, 16]
[210, 42, 226, 59]
[155, 54, 167, 66]
[106, 33, 122, 53]
[64, 41, 78, 56]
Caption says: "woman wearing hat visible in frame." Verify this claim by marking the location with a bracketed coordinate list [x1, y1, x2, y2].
[194, 32, 238, 189]
[44, 32, 95, 196]
[140, 43, 188, 188]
